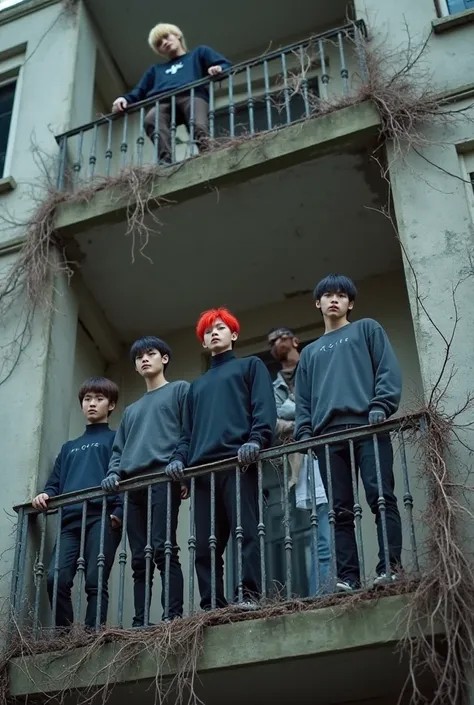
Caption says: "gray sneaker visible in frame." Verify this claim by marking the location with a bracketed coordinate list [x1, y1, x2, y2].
[335, 579, 358, 593]
[235, 599, 259, 611]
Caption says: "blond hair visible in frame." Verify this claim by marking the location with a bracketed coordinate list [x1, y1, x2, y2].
[148, 23, 188, 55]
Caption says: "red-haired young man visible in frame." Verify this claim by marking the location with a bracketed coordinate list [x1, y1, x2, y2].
[166, 308, 276, 609]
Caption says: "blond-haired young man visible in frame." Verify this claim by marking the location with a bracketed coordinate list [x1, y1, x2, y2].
[112, 23, 231, 164]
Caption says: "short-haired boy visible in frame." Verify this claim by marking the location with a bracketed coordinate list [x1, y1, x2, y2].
[32, 377, 122, 630]
[102, 337, 189, 626]
[112, 23, 231, 163]
[295, 274, 403, 592]
[166, 308, 276, 609]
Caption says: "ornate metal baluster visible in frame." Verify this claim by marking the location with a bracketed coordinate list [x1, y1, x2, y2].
[282, 453, 293, 598]
[373, 433, 391, 579]
[235, 466, 244, 603]
[170, 96, 177, 163]
[246, 66, 255, 135]
[298, 44, 310, 118]
[209, 82, 215, 139]
[338, 32, 349, 95]
[144, 484, 153, 626]
[349, 440, 366, 585]
[137, 107, 145, 167]
[89, 124, 98, 179]
[120, 112, 129, 169]
[281, 53, 291, 124]
[32, 513, 47, 639]
[51, 507, 63, 628]
[307, 449, 320, 595]
[72, 130, 84, 188]
[399, 431, 419, 573]
[188, 477, 196, 614]
[318, 39, 330, 101]
[263, 60, 272, 130]
[257, 461, 266, 599]
[188, 87, 196, 158]
[105, 119, 113, 177]
[75, 501, 88, 619]
[153, 101, 160, 164]
[210, 471, 217, 609]
[117, 491, 128, 628]
[95, 497, 107, 631]
[228, 74, 235, 137]
[325, 444, 337, 590]
[164, 481, 173, 620]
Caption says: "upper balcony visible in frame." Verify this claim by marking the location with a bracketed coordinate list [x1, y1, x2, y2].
[54, 20, 368, 197]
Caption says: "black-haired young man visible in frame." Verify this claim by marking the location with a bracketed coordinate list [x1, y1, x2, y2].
[102, 337, 189, 625]
[32, 377, 122, 630]
[295, 274, 403, 592]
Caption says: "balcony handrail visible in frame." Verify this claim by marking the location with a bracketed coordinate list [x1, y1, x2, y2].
[54, 19, 367, 143]
[14, 410, 423, 515]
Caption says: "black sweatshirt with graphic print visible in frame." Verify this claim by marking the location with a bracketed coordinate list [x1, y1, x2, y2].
[172, 350, 276, 467]
[43, 424, 122, 525]
[295, 318, 402, 438]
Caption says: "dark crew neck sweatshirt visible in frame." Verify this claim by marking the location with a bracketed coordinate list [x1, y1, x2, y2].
[172, 350, 276, 467]
[295, 318, 402, 438]
[108, 380, 190, 477]
[123, 46, 231, 105]
[43, 424, 122, 525]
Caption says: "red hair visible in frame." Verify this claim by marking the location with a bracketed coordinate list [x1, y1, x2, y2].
[196, 307, 240, 342]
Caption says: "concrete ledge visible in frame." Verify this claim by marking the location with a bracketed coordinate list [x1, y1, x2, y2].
[9, 594, 442, 697]
[54, 101, 382, 236]
[432, 8, 474, 33]
[0, 175, 17, 195]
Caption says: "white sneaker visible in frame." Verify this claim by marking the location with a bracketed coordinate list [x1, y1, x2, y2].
[373, 572, 398, 587]
[236, 599, 259, 611]
[335, 579, 358, 593]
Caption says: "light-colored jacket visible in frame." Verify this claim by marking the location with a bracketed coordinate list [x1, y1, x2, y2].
[273, 370, 327, 505]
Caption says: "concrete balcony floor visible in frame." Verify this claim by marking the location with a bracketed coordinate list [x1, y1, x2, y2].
[9, 594, 440, 704]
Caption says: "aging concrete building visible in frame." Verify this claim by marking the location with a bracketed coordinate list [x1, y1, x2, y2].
[0, 0, 474, 703]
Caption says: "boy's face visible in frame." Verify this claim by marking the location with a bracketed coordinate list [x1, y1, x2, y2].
[316, 291, 354, 320]
[203, 318, 238, 355]
[268, 330, 299, 361]
[135, 348, 168, 378]
[157, 33, 183, 58]
[82, 392, 114, 424]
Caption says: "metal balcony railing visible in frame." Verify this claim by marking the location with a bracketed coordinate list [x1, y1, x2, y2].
[54, 20, 368, 191]
[10, 414, 423, 639]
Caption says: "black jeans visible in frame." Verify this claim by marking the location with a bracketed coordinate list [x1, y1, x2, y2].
[316, 428, 402, 584]
[47, 516, 121, 628]
[127, 482, 183, 623]
[195, 467, 261, 609]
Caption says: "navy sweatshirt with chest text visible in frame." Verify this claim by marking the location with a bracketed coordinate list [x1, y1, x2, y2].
[172, 351, 276, 467]
[43, 424, 122, 525]
[123, 46, 231, 105]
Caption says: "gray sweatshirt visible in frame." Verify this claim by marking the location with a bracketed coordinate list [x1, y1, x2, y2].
[295, 319, 402, 438]
[108, 380, 189, 477]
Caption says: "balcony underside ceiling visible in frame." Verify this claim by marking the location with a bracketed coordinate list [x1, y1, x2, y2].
[85, 0, 350, 88]
[73, 148, 401, 341]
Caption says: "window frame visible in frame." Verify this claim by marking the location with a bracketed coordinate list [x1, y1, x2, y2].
[437, 0, 474, 16]
[0, 76, 17, 178]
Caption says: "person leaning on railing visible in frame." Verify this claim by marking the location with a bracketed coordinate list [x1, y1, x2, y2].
[111, 23, 231, 164]
[166, 307, 276, 611]
[295, 274, 403, 594]
[31, 377, 122, 631]
[267, 326, 331, 595]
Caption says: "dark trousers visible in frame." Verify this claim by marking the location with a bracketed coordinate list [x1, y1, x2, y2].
[144, 95, 209, 163]
[47, 516, 121, 628]
[316, 429, 402, 584]
[195, 467, 261, 609]
[127, 483, 183, 624]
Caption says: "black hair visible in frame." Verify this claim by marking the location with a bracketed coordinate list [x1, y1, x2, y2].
[78, 377, 119, 416]
[130, 336, 172, 369]
[313, 274, 357, 302]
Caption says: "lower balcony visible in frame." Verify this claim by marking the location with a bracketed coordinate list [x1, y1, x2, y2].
[7, 420, 441, 704]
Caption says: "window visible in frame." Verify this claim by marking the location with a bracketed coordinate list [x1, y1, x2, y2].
[470, 172, 474, 195]
[439, 0, 474, 14]
[0, 81, 16, 177]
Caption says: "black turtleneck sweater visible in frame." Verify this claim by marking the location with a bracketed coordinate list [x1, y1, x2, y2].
[43, 424, 122, 525]
[172, 350, 276, 467]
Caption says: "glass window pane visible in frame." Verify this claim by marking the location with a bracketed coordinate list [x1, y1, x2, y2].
[0, 82, 16, 177]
